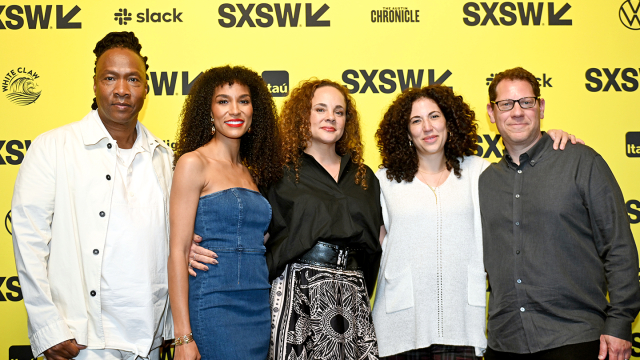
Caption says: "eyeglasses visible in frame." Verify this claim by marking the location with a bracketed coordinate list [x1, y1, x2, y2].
[491, 97, 539, 111]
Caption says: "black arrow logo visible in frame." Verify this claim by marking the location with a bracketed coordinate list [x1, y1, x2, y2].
[306, 3, 330, 27]
[548, 3, 572, 25]
[57, 5, 81, 29]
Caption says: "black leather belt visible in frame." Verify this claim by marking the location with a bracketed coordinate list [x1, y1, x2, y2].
[296, 241, 361, 270]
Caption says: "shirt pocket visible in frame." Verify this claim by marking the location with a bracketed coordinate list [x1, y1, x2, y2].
[384, 267, 414, 313]
[467, 266, 487, 307]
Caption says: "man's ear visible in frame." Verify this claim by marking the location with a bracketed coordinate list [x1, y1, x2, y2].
[487, 103, 496, 124]
[539, 98, 545, 119]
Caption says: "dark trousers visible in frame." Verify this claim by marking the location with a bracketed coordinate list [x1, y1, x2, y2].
[484, 340, 600, 360]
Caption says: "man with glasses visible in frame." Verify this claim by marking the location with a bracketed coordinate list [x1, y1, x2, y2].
[479, 67, 640, 360]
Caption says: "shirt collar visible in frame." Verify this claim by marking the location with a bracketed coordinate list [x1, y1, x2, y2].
[92, 111, 151, 153]
[503, 132, 551, 170]
[302, 151, 353, 181]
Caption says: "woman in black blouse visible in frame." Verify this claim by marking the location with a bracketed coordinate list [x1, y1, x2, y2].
[266, 79, 383, 360]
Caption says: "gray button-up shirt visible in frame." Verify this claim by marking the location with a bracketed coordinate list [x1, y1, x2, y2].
[479, 133, 640, 354]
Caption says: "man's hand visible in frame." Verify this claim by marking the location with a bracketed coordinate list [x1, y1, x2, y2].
[188, 234, 218, 277]
[599, 334, 632, 360]
[43, 339, 87, 360]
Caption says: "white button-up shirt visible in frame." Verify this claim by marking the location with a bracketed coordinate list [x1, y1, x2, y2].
[11, 110, 174, 357]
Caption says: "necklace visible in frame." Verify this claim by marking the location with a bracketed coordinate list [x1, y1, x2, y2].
[417, 167, 447, 204]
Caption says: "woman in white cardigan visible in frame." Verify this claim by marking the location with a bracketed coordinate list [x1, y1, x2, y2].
[372, 84, 576, 359]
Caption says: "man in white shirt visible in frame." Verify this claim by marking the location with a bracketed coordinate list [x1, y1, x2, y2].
[11, 31, 173, 360]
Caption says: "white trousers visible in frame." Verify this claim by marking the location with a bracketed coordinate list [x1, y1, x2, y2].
[73, 347, 161, 360]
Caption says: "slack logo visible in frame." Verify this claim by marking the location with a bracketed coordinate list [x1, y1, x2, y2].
[114, 8, 183, 25]
[485, 72, 552, 87]
[261, 71, 289, 97]
[627, 132, 640, 157]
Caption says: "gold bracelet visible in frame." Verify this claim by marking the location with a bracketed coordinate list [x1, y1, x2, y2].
[173, 332, 194, 346]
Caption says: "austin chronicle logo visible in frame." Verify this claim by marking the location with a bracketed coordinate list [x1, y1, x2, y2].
[620, 0, 640, 29]
[5, 210, 11, 235]
[114, 8, 132, 25]
[2, 68, 41, 106]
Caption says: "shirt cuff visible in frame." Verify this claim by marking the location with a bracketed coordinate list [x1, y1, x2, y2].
[602, 316, 633, 342]
[29, 319, 74, 358]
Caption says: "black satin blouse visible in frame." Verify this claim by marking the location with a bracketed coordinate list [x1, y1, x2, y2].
[264, 152, 383, 295]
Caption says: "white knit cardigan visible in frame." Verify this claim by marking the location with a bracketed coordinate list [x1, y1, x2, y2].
[372, 156, 490, 357]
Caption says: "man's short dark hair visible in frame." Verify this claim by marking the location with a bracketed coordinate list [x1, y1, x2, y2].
[488, 67, 540, 102]
[92, 31, 148, 110]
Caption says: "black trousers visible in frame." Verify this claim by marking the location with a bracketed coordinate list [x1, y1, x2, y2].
[484, 340, 600, 360]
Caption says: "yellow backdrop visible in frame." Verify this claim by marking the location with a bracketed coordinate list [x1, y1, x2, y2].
[1, 1, 639, 359]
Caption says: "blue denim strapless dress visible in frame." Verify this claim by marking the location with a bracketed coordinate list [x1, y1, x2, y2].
[189, 188, 272, 359]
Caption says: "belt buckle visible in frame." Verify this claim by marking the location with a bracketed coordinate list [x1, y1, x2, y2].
[337, 249, 348, 270]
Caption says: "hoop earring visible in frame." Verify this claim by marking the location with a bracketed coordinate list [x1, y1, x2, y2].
[409, 139, 413, 147]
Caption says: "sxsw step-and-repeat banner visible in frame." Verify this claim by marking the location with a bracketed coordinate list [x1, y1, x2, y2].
[1, 0, 640, 359]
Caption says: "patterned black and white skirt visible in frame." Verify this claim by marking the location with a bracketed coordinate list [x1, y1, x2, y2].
[269, 262, 379, 360]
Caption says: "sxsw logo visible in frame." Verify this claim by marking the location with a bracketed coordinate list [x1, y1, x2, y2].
[218, 3, 329, 27]
[463, 2, 571, 26]
[0, 5, 81, 29]
[627, 132, 640, 157]
[628, 199, 640, 224]
[620, 0, 640, 30]
[476, 134, 504, 158]
[114, 8, 183, 25]
[585, 68, 639, 92]
[9, 345, 33, 360]
[0, 276, 21, 301]
[262, 71, 289, 97]
[0, 140, 31, 165]
[148, 71, 202, 96]
[485, 72, 553, 87]
[342, 69, 452, 94]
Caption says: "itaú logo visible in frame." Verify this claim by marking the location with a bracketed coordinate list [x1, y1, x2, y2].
[620, 0, 640, 30]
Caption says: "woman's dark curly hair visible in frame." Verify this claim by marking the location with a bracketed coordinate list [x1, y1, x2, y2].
[173, 65, 283, 187]
[280, 78, 368, 189]
[92, 31, 148, 110]
[376, 84, 478, 183]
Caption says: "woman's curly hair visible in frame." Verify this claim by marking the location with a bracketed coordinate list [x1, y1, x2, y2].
[376, 84, 478, 183]
[173, 65, 282, 187]
[279, 78, 368, 189]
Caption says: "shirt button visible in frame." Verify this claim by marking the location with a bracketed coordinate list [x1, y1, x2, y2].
[106, 174, 111, 180]
[516, 250, 521, 254]
[90, 290, 96, 297]
[520, 307, 525, 312]
[99, 211, 105, 217]
[517, 279, 522, 284]
[128, 168, 133, 174]
[93, 249, 99, 255]
[515, 194, 520, 198]
[515, 222, 520, 226]
[517, 170, 522, 174]
[107, 143, 112, 149]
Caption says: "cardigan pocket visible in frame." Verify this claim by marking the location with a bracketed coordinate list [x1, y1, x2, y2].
[384, 268, 414, 313]
[467, 266, 487, 307]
